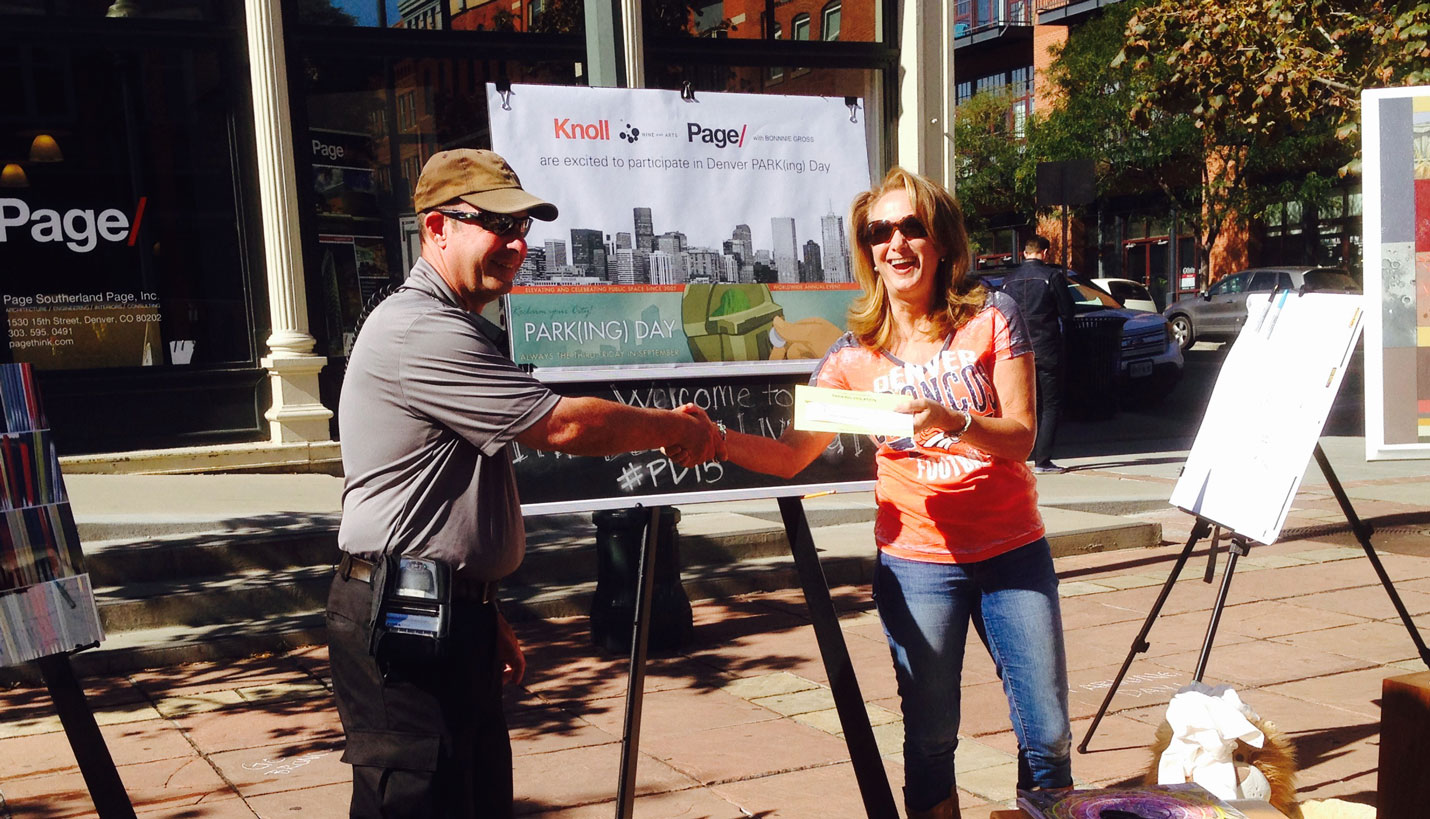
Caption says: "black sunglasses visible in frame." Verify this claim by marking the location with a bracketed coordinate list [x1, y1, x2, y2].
[436, 209, 533, 239]
[861, 215, 928, 245]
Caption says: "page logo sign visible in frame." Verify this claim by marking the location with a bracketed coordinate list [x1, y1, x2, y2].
[687, 122, 747, 149]
[0, 196, 148, 254]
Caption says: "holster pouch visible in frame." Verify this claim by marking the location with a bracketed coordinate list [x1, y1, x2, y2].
[365, 554, 452, 665]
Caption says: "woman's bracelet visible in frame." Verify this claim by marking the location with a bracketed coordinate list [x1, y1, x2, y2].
[946, 410, 973, 442]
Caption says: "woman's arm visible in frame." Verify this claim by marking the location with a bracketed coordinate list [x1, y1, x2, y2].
[895, 352, 1038, 461]
[724, 426, 838, 479]
[668, 404, 837, 478]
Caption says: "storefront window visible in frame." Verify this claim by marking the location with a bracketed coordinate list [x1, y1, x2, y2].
[648, 61, 878, 104]
[655, 0, 877, 40]
[297, 0, 584, 32]
[297, 52, 584, 359]
[0, 1, 216, 19]
[1, 41, 253, 371]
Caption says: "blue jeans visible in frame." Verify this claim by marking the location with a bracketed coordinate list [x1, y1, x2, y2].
[874, 540, 1073, 811]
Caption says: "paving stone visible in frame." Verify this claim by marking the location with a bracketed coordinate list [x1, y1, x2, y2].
[206, 743, 347, 797]
[641, 717, 851, 785]
[709, 759, 904, 819]
[720, 670, 819, 700]
[510, 741, 699, 809]
[955, 759, 1019, 803]
[234, 681, 329, 704]
[244, 781, 349, 819]
[870, 720, 903, 756]
[153, 691, 246, 718]
[790, 703, 900, 735]
[752, 686, 837, 717]
[955, 738, 1016, 773]
[517, 786, 749, 818]
[1058, 580, 1119, 597]
[0, 718, 196, 780]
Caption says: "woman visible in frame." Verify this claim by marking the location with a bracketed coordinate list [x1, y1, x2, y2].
[713, 167, 1073, 818]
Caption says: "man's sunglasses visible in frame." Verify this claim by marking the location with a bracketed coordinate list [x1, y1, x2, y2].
[436, 209, 533, 239]
[860, 215, 928, 245]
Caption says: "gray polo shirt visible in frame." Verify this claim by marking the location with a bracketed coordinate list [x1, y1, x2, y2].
[337, 258, 559, 581]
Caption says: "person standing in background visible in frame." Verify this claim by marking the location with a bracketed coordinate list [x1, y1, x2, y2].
[1000, 235, 1076, 474]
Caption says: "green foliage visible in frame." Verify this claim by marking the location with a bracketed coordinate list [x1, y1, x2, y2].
[952, 89, 1035, 234]
[1033, 0, 1201, 204]
[1119, 0, 1430, 145]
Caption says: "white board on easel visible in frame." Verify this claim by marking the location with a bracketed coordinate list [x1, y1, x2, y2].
[1170, 292, 1365, 544]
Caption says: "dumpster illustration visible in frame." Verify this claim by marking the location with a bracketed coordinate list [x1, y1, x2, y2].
[681, 283, 785, 362]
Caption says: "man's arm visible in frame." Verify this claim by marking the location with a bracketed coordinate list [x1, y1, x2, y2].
[515, 396, 722, 464]
[1050, 269, 1077, 334]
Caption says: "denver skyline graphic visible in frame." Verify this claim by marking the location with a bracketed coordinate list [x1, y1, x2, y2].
[518, 205, 853, 288]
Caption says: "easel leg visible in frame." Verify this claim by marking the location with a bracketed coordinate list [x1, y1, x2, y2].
[613, 506, 660, 819]
[1192, 537, 1248, 682]
[35, 653, 136, 819]
[776, 496, 898, 819]
[1078, 518, 1211, 753]
[1312, 444, 1430, 669]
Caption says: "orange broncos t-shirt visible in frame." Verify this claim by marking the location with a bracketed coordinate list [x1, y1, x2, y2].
[812, 290, 1045, 564]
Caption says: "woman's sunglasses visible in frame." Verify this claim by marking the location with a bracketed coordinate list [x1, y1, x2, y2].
[860, 215, 928, 246]
[436, 209, 534, 239]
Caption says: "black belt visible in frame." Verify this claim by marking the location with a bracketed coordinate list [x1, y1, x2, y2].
[337, 553, 498, 604]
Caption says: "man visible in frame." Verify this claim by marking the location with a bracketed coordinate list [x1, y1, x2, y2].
[327, 149, 723, 818]
[999, 235, 1076, 474]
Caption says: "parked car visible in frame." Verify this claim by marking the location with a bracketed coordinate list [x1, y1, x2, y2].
[1162, 266, 1360, 351]
[975, 269, 1184, 407]
[1091, 277, 1158, 313]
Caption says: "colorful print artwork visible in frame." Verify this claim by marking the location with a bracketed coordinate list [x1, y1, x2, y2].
[0, 363, 102, 665]
[1363, 86, 1430, 458]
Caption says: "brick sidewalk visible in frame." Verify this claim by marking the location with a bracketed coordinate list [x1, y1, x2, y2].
[3, 482, 1427, 818]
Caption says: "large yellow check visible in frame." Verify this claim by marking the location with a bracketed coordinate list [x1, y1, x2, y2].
[793, 385, 914, 438]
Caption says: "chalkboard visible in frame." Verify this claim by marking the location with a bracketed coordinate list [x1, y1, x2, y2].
[515, 373, 877, 514]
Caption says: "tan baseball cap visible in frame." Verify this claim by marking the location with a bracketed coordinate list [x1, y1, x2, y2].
[412, 149, 558, 220]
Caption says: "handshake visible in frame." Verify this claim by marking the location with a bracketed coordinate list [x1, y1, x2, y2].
[662, 403, 729, 467]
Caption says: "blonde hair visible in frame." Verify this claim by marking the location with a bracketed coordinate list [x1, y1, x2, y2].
[846, 167, 982, 350]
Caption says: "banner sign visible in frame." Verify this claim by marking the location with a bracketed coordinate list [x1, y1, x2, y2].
[487, 83, 872, 374]
[1362, 86, 1430, 460]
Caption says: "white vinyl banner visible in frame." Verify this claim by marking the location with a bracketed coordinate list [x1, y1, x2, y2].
[486, 83, 872, 376]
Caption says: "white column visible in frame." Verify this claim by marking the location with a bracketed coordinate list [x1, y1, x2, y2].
[245, 0, 333, 443]
[895, 0, 957, 191]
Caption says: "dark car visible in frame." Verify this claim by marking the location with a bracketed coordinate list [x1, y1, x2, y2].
[975, 268, 1184, 411]
[1162, 266, 1360, 351]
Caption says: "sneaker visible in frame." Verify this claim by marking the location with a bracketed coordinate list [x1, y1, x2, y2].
[1032, 462, 1065, 474]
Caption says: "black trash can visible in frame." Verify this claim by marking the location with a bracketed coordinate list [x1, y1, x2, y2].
[588, 506, 693, 654]
[1066, 314, 1126, 420]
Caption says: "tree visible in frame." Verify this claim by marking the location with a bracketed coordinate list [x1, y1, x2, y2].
[1034, 0, 1201, 205]
[953, 89, 1036, 250]
[1102, 0, 1425, 276]
[1117, 0, 1430, 149]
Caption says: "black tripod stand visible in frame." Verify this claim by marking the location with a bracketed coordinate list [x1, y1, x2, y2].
[1078, 443, 1430, 752]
